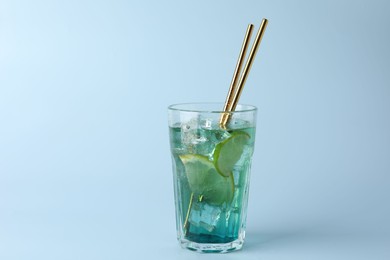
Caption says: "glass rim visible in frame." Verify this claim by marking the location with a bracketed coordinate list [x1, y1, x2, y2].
[168, 102, 257, 113]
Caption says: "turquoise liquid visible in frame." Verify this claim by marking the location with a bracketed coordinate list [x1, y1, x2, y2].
[170, 123, 255, 244]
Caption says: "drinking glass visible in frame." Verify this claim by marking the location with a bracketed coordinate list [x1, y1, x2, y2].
[168, 103, 257, 253]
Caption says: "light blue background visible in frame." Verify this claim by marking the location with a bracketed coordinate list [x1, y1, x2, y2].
[1, 0, 389, 259]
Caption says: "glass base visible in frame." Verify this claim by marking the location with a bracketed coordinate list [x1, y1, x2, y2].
[179, 237, 244, 253]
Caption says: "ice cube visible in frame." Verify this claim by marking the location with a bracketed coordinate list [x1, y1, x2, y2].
[201, 118, 213, 130]
[181, 118, 198, 132]
[188, 201, 223, 232]
[208, 128, 231, 144]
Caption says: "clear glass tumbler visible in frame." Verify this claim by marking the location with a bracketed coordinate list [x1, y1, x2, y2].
[168, 103, 257, 253]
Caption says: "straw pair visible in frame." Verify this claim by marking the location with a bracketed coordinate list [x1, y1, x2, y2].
[220, 19, 268, 127]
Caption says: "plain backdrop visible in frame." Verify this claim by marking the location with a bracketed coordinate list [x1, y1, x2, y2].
[0, 0, 389, 259]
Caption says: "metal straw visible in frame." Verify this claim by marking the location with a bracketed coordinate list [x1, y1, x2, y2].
[220, 19, 268, 127]
[220, 24, 254, 126]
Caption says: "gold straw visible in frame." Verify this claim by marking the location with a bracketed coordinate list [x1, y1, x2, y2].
[220, 19, 268, 127]
[220, 24, 254, 126]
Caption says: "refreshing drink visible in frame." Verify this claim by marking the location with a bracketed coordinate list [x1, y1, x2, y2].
[168, 103, 257, 253]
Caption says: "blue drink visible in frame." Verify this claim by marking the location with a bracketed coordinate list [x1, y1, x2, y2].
[168, 103, 257, 253]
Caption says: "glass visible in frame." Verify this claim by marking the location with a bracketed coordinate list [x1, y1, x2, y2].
[168, 103, 257, 253]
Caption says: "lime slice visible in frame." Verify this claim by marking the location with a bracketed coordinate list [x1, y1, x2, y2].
[213, 131, 250, 177]
[179, 154, 234, 205]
